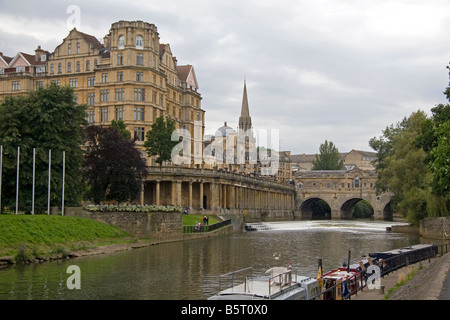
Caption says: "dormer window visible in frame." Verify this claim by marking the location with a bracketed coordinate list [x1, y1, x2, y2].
[118, 36, 125, 49]
[135, 35, 143, 49]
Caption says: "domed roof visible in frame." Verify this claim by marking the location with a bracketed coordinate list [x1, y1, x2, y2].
[215, 122, 235, 137]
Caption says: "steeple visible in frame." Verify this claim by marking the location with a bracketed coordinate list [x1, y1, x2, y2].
[239, 80, 252, 133]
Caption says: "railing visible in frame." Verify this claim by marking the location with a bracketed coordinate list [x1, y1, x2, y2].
[183, 219, 232, 234]
[268, 269, 295, 298]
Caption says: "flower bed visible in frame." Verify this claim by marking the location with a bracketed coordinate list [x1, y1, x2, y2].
[84, 204, 183, 213]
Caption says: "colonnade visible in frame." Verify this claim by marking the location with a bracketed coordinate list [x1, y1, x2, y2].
[141, 172, 295, 213]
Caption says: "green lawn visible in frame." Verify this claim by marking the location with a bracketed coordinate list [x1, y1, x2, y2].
[182, 214, 221, 226]
[0, 214, 129, 259]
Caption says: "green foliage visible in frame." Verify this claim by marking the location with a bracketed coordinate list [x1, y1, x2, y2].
[110, 119, 131, 140]
[0, 215, 129, 257]
[312, 140, 344, 170]
[85, 204, 182, 213]
[144, 116, 178, 167]
[0, 84, 86, 210]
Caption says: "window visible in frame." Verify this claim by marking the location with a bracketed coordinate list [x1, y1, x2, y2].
[117, 72, 123, 82]
[100, 89, 109, 102]
[68, 43, 71, 55]
[73, 94, 78, 104]
[51, 80, 60, 86]
[136, 53, 144, 65]
[86, 60, 90, 71]
[77, 43, 80, 54]
[67, 62, 72, 73]
[101, 108, 109, 122]
[134, 107, 145, 121]
[69, 78, 78, 88]
[94, 59, 98, 69]
[115, 88, 124, 101]
[87, 111, 95, 123]
[76, 61, 80, 72]
[12, 81, 20, 91]
[58, 63, 62, 74]
[50, 64, 54, 74]
[136, 72, 143, 82]
[135, 35, 143, 49]
[116, 107, 124, 121]
[87, 77, 95, 87]
[134, 88, 145, 101]
[134, 127, 145, 141]
[118, 36, 125, 49]
[87, 92, 95, 105]
[36, 81, 44, 89]
[102, 73, 108, 83]
[117, 54, 123, 65]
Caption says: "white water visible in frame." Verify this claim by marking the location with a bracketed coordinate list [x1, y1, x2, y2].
[245, 220, 409, 232]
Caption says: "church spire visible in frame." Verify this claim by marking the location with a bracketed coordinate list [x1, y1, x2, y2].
[239, 80, 252, 132]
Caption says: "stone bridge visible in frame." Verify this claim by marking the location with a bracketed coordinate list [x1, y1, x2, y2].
[295, 168, 393, 220]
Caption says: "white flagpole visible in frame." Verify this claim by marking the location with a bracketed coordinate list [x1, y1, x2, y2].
[62, 151, 65, 216]
[0, 145, 2, 214]
[47, 149, 51, 215]
[15, 146, 20, 215]
[32, 148, 35, 215]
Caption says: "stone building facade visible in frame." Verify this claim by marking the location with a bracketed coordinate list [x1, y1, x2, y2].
[0, 20, 205, 166]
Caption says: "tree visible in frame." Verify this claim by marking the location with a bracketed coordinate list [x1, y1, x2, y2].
[312, 140, 344, 170]
[0, 84, 86, 211]
[370, 111, 434, 224]
[83, 125, 148, 204]
[144, 116, 178, 167]
[110, 119, 131, 140]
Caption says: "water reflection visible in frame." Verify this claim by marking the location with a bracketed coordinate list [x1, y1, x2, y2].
[0, 221, 420, 300]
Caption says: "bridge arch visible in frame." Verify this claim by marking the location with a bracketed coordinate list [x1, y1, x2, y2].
[339, 198, 375, 220]
[300, 197, 332, 220]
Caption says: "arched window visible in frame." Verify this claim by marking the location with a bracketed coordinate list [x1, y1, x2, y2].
[118, 36, 125, 49]
[354, 177, 360, 188]
[135, 35, 143, 49]
[67, 62, 72, 73]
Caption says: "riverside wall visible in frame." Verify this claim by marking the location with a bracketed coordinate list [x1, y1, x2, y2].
[65, 207, 182, 242]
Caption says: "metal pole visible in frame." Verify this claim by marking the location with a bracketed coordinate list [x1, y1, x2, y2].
[62, 151, 65, 216]
[47, 149, 51, 215]
[15, 146, 19, 215]
[32, 148, 35, 215]
[0, 145, 2, 214]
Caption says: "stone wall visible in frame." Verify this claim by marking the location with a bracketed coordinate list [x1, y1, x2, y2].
[65, 207, 182, 242]
[419, 217, 450, 240]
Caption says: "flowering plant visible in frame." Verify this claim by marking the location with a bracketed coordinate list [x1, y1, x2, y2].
[85, 204, 183, 213]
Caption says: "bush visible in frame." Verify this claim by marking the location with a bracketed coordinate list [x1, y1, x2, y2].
[84, 204, 183, 213]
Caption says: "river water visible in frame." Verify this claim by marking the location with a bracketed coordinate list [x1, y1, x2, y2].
[0, 220, 421, 300]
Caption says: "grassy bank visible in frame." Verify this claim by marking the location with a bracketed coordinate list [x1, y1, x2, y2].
[0, 214, 130, 262]
[182, 214, 221, 226]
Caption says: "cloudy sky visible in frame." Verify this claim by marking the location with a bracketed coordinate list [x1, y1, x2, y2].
[0, 0, 449, 154]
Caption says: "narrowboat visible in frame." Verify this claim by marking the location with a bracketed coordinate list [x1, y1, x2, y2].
[208, 266, 320, 300]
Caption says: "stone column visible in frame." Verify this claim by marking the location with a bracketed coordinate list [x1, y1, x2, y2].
[155, 180, 160, 205]
[199, 181, 204, 210]
[188, 182, 193, 210]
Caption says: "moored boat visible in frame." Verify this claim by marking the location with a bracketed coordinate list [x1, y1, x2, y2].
[208, 265, 320, 300]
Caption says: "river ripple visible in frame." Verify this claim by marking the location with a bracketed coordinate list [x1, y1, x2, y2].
[0, 220, 420, 300]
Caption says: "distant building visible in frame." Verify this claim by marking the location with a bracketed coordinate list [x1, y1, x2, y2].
[0, 20, 205, 167]
[291, 149, 377, 172]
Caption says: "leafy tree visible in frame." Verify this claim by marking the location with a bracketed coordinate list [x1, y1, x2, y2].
[144, 116, 178, 167]
[0, 84, 86, 211]
[83, 125, 148, 204]
[312, 140, 344, 170]
[370, 111, 434, 224]
[110, 119, 131, 140]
